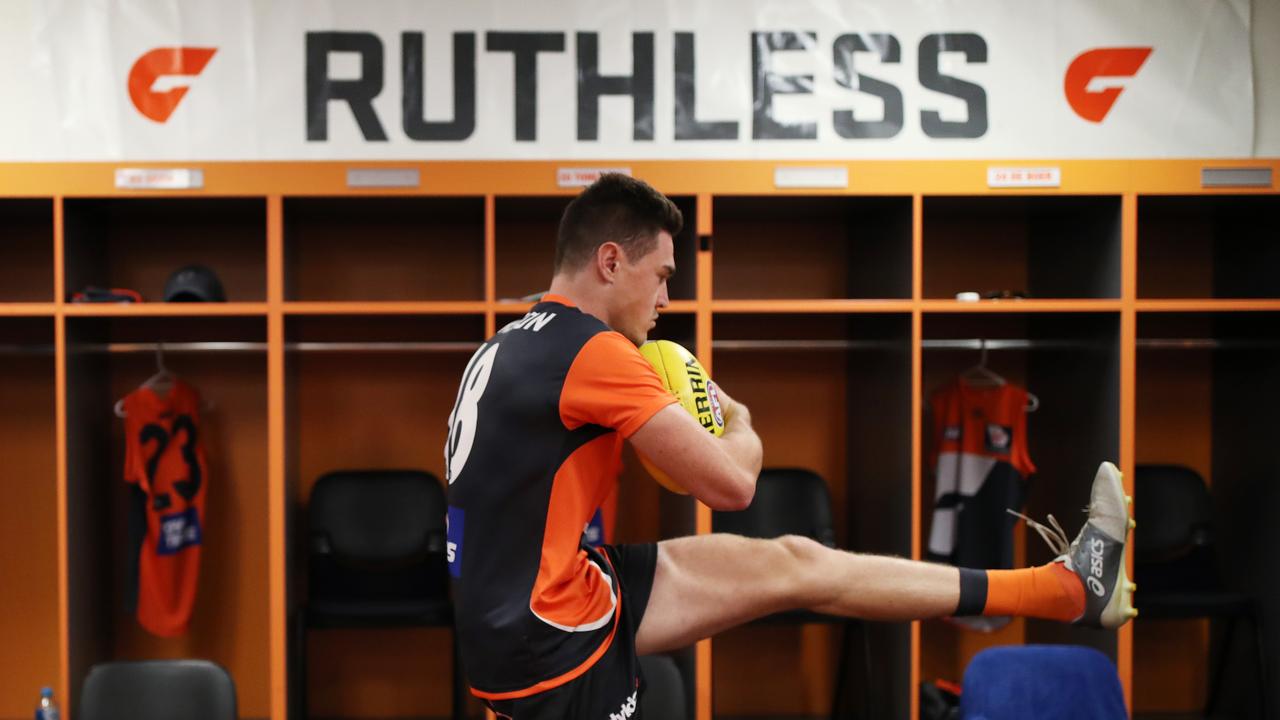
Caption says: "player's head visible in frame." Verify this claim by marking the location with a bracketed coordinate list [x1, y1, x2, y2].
[554, 174, 683, 345]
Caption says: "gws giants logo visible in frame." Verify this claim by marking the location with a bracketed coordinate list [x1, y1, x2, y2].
[128, 47, 217, 123]
[1064, 47, 1152, 123]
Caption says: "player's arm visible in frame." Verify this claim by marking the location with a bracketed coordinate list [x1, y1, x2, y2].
[561, 331, 762, 510]
[629, 387, 762, 510]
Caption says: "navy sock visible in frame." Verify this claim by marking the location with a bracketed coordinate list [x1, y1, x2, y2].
[954, 568, 988, 616]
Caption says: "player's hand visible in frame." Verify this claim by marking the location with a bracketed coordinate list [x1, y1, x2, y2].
[713, 383, 750, 429]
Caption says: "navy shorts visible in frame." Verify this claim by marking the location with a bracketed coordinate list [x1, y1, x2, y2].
[483, 543, 658, 720]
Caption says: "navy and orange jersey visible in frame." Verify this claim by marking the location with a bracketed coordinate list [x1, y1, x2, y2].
[444, 294, 676, 700]
[121, 379, 208, 637]
[927, 379, 1036, 571]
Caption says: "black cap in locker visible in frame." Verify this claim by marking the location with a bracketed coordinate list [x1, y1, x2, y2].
[163, 265, 226, 302]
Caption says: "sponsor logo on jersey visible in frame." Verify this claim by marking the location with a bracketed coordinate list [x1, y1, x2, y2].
[583, 508, 605, 547]
[985, 424, 1012, 452]
[608, 689, 638, 720]
[447, 505, 466, 577]
[157, 508, 202, 555]
[943, 425, 961, 441]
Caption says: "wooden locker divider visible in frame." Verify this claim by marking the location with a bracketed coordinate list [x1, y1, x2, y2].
[267, 195, 287, 720]
[53, 195, 70, 719]
[0, 158, 1274, 720]
[909, 308, 923, 720]
[1118, 193, 1138, 711]
[484, 195, 496, 338]
[694, 191, 714, 720]
[909, 194, 924, 720]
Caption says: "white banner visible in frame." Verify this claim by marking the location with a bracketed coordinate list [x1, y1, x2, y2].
[0, 0, 1255, 161]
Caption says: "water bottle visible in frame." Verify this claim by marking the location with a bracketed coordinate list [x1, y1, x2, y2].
[35, 687, 59, 720]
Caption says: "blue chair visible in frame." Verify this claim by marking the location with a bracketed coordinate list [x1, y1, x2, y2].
[959, 645, 1126, 720]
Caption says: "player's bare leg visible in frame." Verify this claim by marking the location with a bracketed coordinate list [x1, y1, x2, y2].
[635, 533, 959, 654]
[636, 461, 1136, 655]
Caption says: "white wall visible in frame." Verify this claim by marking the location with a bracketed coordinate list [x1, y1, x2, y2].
[1255, 0, 1280, 155]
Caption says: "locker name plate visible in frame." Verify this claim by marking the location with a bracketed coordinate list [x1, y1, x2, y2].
[115, 168, 205, 190]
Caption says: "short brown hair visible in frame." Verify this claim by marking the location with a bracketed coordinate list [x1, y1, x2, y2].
[554, 174, 683, 274]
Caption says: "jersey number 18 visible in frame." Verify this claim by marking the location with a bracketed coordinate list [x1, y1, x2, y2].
[445, 341, 500, 484]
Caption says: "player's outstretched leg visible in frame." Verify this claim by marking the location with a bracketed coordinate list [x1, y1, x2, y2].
[635, 462, 1136, 655]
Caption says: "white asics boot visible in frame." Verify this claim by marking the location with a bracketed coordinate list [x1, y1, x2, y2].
[1010, 461, 1138, 629]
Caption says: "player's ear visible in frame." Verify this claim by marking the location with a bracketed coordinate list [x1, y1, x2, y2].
[596, 242, 622, 283]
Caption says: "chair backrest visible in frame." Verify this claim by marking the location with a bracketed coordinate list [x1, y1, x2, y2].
[1134, 464, 1214, 561]
[308, 469, 448, 603]
[80, 660, 236, 720]
[959, 645, 1126, 720]
[639, 655, 687, 720]
[712, 468, 837, 547]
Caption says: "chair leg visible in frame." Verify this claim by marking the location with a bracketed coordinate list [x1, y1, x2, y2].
[1206, 614, 1238, 715]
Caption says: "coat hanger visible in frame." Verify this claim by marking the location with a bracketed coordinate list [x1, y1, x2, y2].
[142, 342, 175, 396]
[959, 339, 1006, 387]
[114, 343, 194, 419]
[958, 339, 1040, 412]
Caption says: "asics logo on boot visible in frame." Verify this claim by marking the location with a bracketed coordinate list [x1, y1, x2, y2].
[1088, 537, 1107, 597]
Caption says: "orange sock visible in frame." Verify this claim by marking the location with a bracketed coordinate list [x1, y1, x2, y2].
[983, 561, 1085, 622]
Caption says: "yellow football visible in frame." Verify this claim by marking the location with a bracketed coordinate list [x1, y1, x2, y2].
[636, 340, 725, 494]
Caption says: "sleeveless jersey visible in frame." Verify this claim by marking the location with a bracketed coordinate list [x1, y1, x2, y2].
[122, 379, 208, 637]
[927, 379, 1036, 570]
[444, 295, 676, 699]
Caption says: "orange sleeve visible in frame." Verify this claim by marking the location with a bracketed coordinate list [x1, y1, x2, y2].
[122, 392, 148, 491]
[560, 331, 678, 438]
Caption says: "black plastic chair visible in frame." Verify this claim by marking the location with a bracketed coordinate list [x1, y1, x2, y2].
[80, 660, 236, 720]
[712, 467, 873, 719]
[639, 654, 687, 720]
[291, 469, 464, 720]
[1134, 464, 1269, 718]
